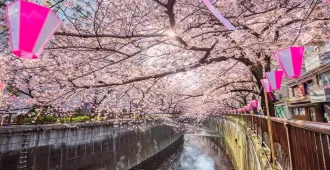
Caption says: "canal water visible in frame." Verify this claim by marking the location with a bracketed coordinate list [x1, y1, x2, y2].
[159, 135, 234, 170]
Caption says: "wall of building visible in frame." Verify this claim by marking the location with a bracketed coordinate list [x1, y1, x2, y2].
[0, 122, 182, 170]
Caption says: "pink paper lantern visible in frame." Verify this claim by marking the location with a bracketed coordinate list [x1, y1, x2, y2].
[247, 104, 252, 111]
[9, 96, 15, 102]
[251, 99, 259, 109]
[6, 0, 61, 59]
[266, 70, 283, 90]
[244, 105, 252, 112]
[274, 47, 304, 78]
[260, 79, 272, 92]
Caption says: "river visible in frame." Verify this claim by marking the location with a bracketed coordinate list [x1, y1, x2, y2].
[158, 134, 234, 170]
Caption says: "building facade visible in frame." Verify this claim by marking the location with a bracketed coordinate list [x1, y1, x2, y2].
[274, 44, 330, 123]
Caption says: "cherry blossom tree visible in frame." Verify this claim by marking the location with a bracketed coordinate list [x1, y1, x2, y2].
[0, 0, 330, 121]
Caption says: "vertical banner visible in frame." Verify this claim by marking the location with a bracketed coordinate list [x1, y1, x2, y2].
[202, 0, 236, 30]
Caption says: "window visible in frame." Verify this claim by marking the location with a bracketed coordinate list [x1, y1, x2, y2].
[292, 87, 298, 97]
[292, 84, 306, 97]
[319, 71, 330, 87]
[310, 107, 316, 121]
[304, 81, 313, 94]
[289, 108, 294, 116]
[290, 107, 305, 116]
[299, 108, 305, 115]
[323, 104, 330, 123]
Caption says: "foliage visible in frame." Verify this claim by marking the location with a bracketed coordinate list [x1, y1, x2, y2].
[23, 115, 56, 124]
[59, 115, 90, 123]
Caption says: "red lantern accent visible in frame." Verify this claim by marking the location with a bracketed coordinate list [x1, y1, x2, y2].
[251, 99, 259, 109]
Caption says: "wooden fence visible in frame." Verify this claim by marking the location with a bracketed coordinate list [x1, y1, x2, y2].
[224, 114, 330, 170]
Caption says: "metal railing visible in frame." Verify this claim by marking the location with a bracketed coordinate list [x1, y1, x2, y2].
[223, 114, 330, 170]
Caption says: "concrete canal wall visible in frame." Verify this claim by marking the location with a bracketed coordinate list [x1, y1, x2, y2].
[206, 117, 272, 170]
[0, 121, 182, 170]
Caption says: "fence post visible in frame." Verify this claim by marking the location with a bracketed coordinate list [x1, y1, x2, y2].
[284, 122, 293, 170]
[7, 114, 12, 126]
[264, 90, 276, 168]
[251, 115, 254, 131]
[0, 112, 5, 127]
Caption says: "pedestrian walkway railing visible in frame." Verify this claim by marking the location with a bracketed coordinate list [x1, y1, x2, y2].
[222, 114, 330, 170]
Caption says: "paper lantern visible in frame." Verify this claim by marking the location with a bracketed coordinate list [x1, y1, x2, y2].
[244, 104, 252, 112]
[247, 103, 252, 111]
[9, 96, 15, 102]
[274, 47, 304, 78]
[266, 70, 283, 90]
[6, 0, 61, 59]
[251, 99, 259, 109]
[260, 79, 272, 92]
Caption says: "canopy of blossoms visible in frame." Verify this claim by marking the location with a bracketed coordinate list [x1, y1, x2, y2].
[0, 0, 330, 121]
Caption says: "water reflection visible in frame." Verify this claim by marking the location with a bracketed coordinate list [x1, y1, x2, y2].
[167, 135, 232, 170]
